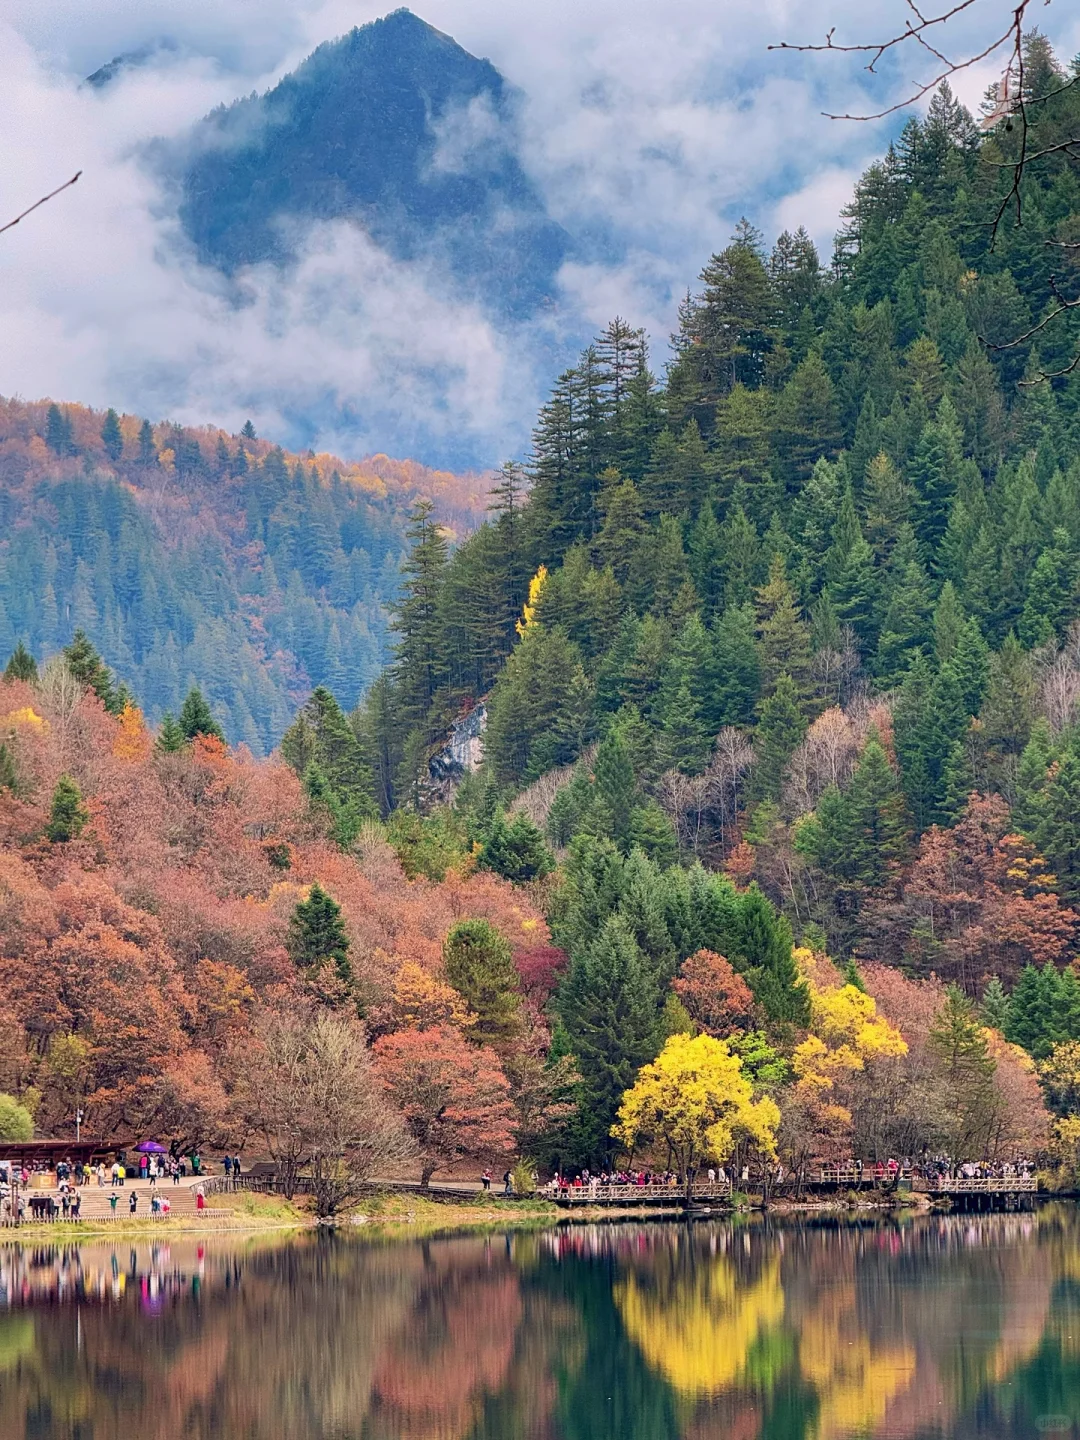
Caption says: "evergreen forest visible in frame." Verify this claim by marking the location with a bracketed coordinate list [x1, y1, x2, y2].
[0, 398, 487, 752]
[5, 34, 1080, 1178]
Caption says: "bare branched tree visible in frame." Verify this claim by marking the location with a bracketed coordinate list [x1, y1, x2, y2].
[0, 172, 81, 237]
[772, 2, 1080, 380]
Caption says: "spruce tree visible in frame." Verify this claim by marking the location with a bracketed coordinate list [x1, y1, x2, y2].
[155, 712, 186, 754]
[1035, 741, 1080, 906]
[755, 555, 812, 699]
[732, 885, 809, 1026]
[444, 919, 523, 1047]
[179, 687, 224, 743]
[45, 775, 89, 844]
[3, 642, 37, 683]
[753, 673, 806, 801]
[929, 985, 996, 1162]
[101, 408, 124, 463]
[842, 735, 910, 888]
[391, 498, 451, 730]
[477, 810, 554, 883]
[63, 630, 114, 710]
[45, 403, 73, 456]
[138, 419, 156, 465]
[286, 883, 351, 985]
[979, 976, 1010, 1032]
[594, 728, 639, 850]
[559, 914, 662, 1163]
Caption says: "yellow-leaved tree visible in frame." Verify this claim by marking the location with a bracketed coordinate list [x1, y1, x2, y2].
[515, 565, 548, 636]
[793, 952, 907, 1103]
[612, 1032, 780, 1205]
[783, 951, 907, 1174]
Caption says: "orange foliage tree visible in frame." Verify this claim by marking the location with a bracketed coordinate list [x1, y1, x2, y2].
[374, 1024, 517, 1185]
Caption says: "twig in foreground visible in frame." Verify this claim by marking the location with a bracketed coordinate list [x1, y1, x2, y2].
[0, 172, 82, 238]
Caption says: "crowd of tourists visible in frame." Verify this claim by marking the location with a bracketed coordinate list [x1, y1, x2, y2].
[0, 1146, 237, 1225]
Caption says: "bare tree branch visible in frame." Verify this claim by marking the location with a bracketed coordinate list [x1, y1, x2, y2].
[775, 2, 1080, 385]
[0, 171, 82, 238]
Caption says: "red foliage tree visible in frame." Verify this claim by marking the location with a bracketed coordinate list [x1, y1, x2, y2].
[869, 794, 1077, 988]
[672, 949, 758, 1037]
[374, 1024, 516, 1185]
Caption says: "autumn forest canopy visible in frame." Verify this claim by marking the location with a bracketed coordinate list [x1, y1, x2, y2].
[5, 33, 1080, 1176]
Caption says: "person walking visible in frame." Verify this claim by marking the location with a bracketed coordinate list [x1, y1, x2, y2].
[481, 1170, 491, 1192]
[223, 1154, 232, 1180]
[503, 1170, 513, 1197]
[196, 1185, 206, 1212]
[148, 1159, 158, 1188]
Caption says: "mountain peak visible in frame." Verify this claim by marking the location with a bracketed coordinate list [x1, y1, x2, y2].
[176, 11, 568, 318]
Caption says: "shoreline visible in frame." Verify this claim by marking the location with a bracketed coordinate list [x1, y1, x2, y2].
[0, 1188, 935, 1242]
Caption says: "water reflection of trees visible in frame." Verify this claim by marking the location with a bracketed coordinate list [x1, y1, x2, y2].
[4, 1216, 1080, 1439]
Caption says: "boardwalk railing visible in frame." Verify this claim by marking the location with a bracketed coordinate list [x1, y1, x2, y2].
[546, 1181, 733, 1206]
[922, 1175, 1037, 1194]
[814, 1164, 913, 1185]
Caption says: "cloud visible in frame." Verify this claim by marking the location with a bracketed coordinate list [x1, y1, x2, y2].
[3, 1, 1078, 467]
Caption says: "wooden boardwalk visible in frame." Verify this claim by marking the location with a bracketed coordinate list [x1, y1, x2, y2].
[548, 1182, 732, 1208]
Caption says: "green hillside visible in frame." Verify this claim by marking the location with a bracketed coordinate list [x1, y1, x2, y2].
[330, 39, 1080, 965]
[0, 399, 485, 752]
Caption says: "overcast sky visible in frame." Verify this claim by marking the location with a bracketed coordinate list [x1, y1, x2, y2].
[2, 0, 1077, 468]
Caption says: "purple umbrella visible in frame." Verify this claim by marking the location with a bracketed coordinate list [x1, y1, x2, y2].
[136, 1141, 167, 1153]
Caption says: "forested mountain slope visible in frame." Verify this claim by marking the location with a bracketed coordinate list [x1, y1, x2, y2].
[344, 37, 1080, 997]
[0, 397, 488, 752]
[174, 9, 569, 318]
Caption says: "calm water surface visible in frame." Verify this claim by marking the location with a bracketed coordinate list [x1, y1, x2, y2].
[2, 1209, 1079, 1439]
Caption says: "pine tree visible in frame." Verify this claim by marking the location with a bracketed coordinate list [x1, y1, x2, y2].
[753, 673, 807, 802]
[178, 687, 224, 743]
[1035, 741, 1080, 906]
[392, 499, 450, 730]
[559, 914, 662, 1163]
[3, 642, 37, 683]
[443, 919, 523, 1048]
[45, 775, 89, 844]
[63, 630, 119, 713]
[478, 810, 554, 883]
[45, 404, 73, 456]
[980, 976, 1010, 1032]
[101, 408, 124, 463]
[155, 712, 186, 754]
[843, 735, 910, 888]
[138, 419, 156, 465]
[286, 883, 351, 985]
[929, 984, 997, 1161]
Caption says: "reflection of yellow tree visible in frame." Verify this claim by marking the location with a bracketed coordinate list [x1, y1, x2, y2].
[799, 1284, 915, 1440]
[615, 1254, 783, 1397]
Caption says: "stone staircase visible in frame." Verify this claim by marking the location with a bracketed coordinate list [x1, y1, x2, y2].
[73, 1181, 202, 1219]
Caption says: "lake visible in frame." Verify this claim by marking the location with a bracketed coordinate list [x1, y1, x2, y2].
[1, 1209, 1078, 1439]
